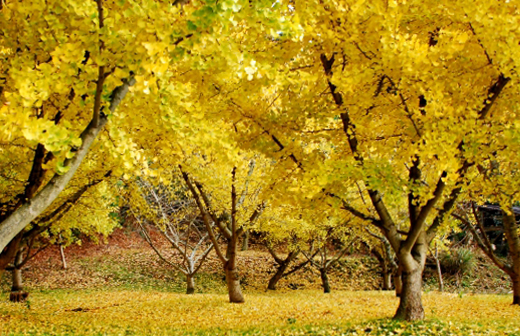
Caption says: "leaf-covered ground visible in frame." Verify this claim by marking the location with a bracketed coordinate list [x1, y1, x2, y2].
[1, 290, 519, 335]
[0, 229, 509, 295]
[0, 229, 517, 335]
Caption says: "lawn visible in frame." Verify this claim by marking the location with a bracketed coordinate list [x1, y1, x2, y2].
[1, 290, 519, 335]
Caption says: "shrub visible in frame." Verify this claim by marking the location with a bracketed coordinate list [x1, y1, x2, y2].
[441, 248, 476, 276]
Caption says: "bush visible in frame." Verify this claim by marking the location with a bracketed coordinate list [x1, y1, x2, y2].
[441, 248, 476, 276]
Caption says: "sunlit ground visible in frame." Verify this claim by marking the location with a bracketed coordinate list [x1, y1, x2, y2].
[1, 290, 519, 335]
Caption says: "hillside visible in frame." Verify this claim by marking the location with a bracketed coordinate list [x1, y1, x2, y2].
[0, 228, 511, 296]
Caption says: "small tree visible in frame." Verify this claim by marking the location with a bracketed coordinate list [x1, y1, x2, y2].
[131, 176, 214, 294]
[302, 228, 357, 294]
[181, 164, 263, 303]
[7, 235, 50, 302]
[3, 171, 114, 301]
[265, 237, 316, 291]
[454, 202, 520, 304]
[365, 229, 398, 291]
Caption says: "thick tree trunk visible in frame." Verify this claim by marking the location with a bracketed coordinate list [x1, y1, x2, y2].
[268, 262, 289, 290]
[512, 275, 520, 305]
[393, 268, 424, 321]
[12, 268, 22, 291]
[0, 233, 23, 272]
[186, 274, 195, 294]
[225, 265, 244, 303]
[10, 249, 28, 303]
[320, 268, 331, 293]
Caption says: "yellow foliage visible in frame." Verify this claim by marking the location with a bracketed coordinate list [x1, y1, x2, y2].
[0, 290, 519, 335]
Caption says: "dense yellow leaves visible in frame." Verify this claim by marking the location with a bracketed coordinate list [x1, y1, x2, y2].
[1, 0, 520, 325]
[1, 290, 519, 335]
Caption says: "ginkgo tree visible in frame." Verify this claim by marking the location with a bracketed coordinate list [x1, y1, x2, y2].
[127, 172, 214, 295]
[452, 116, 520, 305]
[0, 0, 291, 256]
[0, 128, 119, 281]
[179, 156, 267, 303]
[221, 0, 520, 321]
[7, 170, 119, 302]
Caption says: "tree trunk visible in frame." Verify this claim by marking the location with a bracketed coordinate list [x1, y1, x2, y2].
[60, 245, 67, 270]
[320, 268, 331, 293]
[241, 230, 249, 251]
[268, 261, 289, 290]
[373, 248, 392, 290]
[383, 271, 392, 290]
[225, 264, 244, 303]
[394, 269, 402, 297]
[503, 209, 520, 305]
[0, 233, 23, 272]
[379, 256, 392, 290]
[186, 274, 195, 294]
[393, 267, 424, 321]
[511, 274, 520, 305]
[9, 249, 28, 303]
[0, 77, 135, 252]
[434, 254, 444, 292]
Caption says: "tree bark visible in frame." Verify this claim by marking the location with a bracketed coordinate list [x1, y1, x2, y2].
[0, 76, 135, 252]
[320, 268, 331, 293]
[0, 233, 23, 271]
[373, 248, 393, 290]
[268, 261, 289, 290]
[225, 264, 244, 303]
[241, 230, 249, 251]
[60, 245, 67, 270]
[383, 271, 393, 290]
[433, 250, 444, 292]
[9, 249, 28, 303]
[394, 269, 402, 297]
[186, 274, 195, 294]
[511, 274, 520, 305]
[503, 209, 520, 305]
[393, 267, 424, 321]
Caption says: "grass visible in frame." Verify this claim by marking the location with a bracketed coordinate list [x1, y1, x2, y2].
[1, 290, 519, 335]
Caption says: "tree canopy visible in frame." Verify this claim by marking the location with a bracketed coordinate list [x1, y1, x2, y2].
[1, 0, 520, 322]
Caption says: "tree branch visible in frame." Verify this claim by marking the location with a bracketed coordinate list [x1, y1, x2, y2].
[0, 76, 135, 251]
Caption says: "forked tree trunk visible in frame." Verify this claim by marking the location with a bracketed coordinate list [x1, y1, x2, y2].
[186, 274, 195, 294]
[320, 268, 331, 293]
[268, 262, 288, 290]
[225, 264, 244, 303]
[394, 268, 424, 321]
